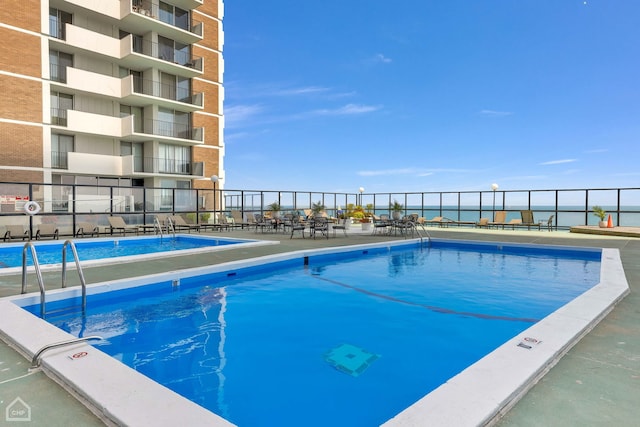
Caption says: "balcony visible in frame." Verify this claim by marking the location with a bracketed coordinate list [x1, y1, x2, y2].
[126, 156, 204, 177]
[51, 24, 202, 78]
[123, 75, 203, 111]
[126, 1, 203, 44]
[140, 118, 204, 143]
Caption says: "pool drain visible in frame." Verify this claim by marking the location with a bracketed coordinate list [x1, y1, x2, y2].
[324, 343, 380, 377]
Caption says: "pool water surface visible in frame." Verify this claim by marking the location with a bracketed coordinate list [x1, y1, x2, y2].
[41, 242, 601, 426]
[0, 235, 258, 269]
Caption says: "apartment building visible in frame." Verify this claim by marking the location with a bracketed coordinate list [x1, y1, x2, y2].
[0, 0, 224, 204]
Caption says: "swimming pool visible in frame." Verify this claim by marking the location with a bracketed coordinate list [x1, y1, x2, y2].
[2, 239, 629, 426]
[0, 234, 275, 272]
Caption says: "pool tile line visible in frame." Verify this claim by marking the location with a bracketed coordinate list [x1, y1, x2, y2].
[310, 274, 541, 323]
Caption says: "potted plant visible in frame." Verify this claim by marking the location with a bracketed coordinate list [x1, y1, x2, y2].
[592, 205, 607, 228]
[311, 201, 326, 216]
[268, 201, 281, 219]
[391, 200, 404, 220]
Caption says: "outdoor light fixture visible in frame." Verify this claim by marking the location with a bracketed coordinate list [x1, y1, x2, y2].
[211, 175, 219, 222]
[491, 183, 499, 221]
[359, 187, 365, 206]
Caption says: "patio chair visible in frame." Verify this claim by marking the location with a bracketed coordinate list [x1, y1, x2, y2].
[372, 215, 391, 235]
[424, 216, 445, 226]
[170, 215, 201, 233]
[310, 216, 329, 239]
[539, 214, 554, 231]
[253, 214, 273, 233]
[108, 216, 139, 236]
[35, 223, 59, 240]
[289, 215, 307, 239]
[75, 222, 99, 238]
[332, 218, 348, 237]
[3, 225, 29, 241]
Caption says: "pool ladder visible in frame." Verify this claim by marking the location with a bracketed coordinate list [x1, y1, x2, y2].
[22, 240, 88, 319]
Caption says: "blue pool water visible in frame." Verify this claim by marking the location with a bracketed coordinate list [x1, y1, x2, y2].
[0, 235, 246, 268]
[40, 242, 601, 426]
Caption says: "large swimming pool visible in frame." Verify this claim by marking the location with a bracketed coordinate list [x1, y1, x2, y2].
[14, 239, 616, 426]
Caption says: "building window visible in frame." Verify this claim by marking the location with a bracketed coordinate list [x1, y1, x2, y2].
[50, 50, 72, 83]
[121, 142, 145, 172]
[158, 35, 191, 66]
[159, 143, 191, 174]
[158, 107, 191, 139]
[159, 2, 189, 31]
[51, 134, 74, 169]
[49, 8, 72, 39]
[120, 104, 144, 133]
[51, 91, 73, 126]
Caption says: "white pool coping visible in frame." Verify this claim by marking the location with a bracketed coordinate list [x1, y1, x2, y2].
[0, 239, 630, 427]
[0, 234, 278, 275]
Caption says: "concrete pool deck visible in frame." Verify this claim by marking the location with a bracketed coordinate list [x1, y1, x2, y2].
[0, 227, 638, 426]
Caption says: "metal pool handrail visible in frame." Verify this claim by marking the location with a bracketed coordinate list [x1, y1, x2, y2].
[30, 336, 103, 369]
[21, 242, 46, 317]
[61, 240, 87, 314]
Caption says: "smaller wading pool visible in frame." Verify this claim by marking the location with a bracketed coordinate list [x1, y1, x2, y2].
[0, 234, 275, 273]
[0, 239, 630, 427]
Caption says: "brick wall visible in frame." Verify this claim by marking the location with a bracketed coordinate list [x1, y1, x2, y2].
[0, 123, 43, 167]
[0, 0, 41, 33]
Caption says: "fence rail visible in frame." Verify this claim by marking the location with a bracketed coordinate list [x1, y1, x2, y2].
[1, 182, 638, 238]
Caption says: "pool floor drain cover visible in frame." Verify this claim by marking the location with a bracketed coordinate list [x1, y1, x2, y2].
[324, 343, 380, 377]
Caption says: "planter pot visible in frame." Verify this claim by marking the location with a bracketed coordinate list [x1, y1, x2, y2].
[598, 221, 607, 228]
[392, 212, 402, 220]
[361, 222, 372, 232]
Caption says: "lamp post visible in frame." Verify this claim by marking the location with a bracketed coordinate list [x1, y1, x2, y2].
[358, 187, 364, 206]
[491, 183, 499, 221]
[211, 175, 219, 223]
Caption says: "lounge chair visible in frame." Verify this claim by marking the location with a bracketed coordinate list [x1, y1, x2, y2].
[489, 211, 507, 228]
[170, 215, 201, 233]
[75, 222, 99, 237]
[3, 225, 29, 241]
[35, 223, 59, 240]
[108, 216, 139, 235]
[424, 216, 445, 226]
[230, 210, 250, 228]
[476, 218, 490, 228]
[520, 210, 541, 230]
[504, 219, 522, 230]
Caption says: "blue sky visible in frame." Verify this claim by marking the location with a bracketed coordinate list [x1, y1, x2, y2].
[221, 1, 639, 195]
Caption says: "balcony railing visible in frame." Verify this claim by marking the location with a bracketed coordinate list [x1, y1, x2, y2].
[51, 108, 68, 126]
[132, 76, 203, 107]
[132, 0, 203, 37]
[50, 64, 67, 83]
[141, 118, 203, 141]
[136, 157, 203, 176]
[132, 36, 203, 72]
[51, 151, 69, 169]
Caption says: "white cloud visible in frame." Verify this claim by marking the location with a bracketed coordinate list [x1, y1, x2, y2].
[477, 109, 513, 117]
[539, 159, 578, 165]
[224, 104, 263, 127]
[313, 104, 382, 116]
[374, 53, 392, 63]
